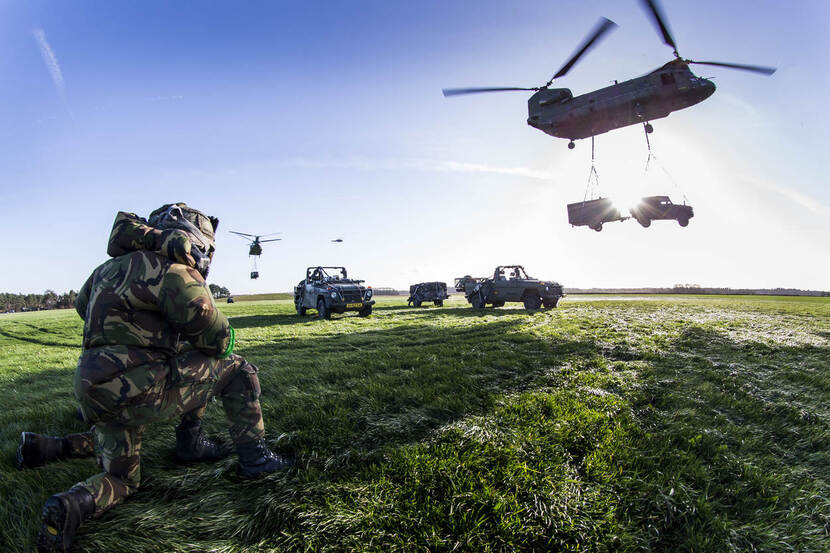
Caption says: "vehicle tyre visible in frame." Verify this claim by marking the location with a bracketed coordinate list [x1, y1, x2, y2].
[568, 141, 575, 150]
[434, 300, 443, 307]
[413, 299, 422, 308]
[637, 217, 651, 228]
[359, 305, 372, 317]
[678, 217, 689, 227]
[542, 297, 560, 309]
[644, 123, 653, 134]
[316, 298, 331, 320]
[492, 301, 505, 308]
[296, 301, 306, 316]
[523, 295, 542, 310]
[470, 293, 485, 309]
[592, 223, 603, 232]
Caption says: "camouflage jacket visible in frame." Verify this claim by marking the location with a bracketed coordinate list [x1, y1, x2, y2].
[75, 212, 233, 404]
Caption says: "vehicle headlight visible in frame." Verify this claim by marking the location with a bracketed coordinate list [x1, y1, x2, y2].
[365, 289, 373, 298]
[330, 291, 337, 298]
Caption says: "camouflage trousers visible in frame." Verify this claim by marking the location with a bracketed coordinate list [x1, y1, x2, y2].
[73, 351, 265, 514]
[64, 431, 96, 457]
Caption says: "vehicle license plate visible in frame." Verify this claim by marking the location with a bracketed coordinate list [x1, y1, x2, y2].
[346, 303, 362, 308]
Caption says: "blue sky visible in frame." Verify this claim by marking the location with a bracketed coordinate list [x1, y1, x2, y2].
[1, 0, 828, 294]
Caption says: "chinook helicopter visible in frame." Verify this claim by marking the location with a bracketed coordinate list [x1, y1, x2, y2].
[229, 231, 282, 279]
[443, 0, 776, 149]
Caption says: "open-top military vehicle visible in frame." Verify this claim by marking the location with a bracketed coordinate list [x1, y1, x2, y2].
[407, 282, 449, 307]
[455, 265, 564, 310]
[294, 266, 374, 319]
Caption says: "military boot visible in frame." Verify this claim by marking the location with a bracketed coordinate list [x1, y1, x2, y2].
[36, 486, 95, 553]
[175, 419, 225, 464]
[17, 432, 69, 469]
[236, 439, 294, 477]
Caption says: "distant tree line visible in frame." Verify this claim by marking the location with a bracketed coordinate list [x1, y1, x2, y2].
[1, 290, 79, 313]
[3, 283, 233, 313]
[208, 284, 231, 298]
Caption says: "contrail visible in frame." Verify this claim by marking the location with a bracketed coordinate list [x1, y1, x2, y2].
[33, 28, 66, 101]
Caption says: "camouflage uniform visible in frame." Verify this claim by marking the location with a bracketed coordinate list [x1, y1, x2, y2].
[71, 211, 264, 514]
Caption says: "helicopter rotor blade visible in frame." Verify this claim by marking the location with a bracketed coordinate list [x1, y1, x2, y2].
[549, 17, 618, 84]
[229, 231, 257, 239]
[442, 86, 539, 97]
[641, 0, 678, 56]
[259, 238, 282, 243]
[258, 232, 283, 238]
[687, 60, 776, 76]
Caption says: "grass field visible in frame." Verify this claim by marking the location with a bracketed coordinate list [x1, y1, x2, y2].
[1, 295, 829, 552]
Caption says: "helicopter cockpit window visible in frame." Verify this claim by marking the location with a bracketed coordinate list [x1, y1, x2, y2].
[660, 73, 676, 85]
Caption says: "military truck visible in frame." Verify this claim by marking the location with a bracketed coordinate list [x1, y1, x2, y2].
[407, 282, 449, 307]
[294, 266, 374, 319]
[629, 195, 693, 227]
[455, 265, 564, 310]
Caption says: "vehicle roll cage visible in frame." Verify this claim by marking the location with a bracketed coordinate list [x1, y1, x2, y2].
[305, 266, 364, 284]
[495, 265, 532, 280]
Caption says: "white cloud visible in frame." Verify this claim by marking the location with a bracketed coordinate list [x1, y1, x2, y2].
[32, 28, 67, 101]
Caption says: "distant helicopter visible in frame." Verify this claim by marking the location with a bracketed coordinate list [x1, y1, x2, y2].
[331, 238, 344, 243]
[230, 231, 282, 279]
[443, 0, 776, 149]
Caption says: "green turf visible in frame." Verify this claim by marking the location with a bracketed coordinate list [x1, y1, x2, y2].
[225, 293, 294, 302]
[1, 295, 828, 552]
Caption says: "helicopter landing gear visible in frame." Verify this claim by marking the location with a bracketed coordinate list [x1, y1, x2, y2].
[568, 140, 575, 150]
[644, 122, 653, 134]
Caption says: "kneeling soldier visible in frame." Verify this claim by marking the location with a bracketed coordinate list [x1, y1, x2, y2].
[35, 204, 291, 553]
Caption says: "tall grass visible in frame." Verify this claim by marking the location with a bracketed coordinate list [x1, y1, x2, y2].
[1, 295, 828, 552]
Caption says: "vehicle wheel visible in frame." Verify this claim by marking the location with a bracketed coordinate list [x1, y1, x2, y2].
[592, 223, 603, 232]
[543, 297, 560, 309]
[434, 300, 443, 307]
[296, 301, 306, 316]
[470, 293, 485, 309]
[678, 217, 689, 227]
[492, 301, 505, 308]
[638, 217, 651, 228]
[568, 141, 575, 150]
[413, 299, 422, 308]
[644, 123, 653, 134]
[359, 305, 372, 317]
[316, 298, 330, 320]
[523, 295, 542, 310]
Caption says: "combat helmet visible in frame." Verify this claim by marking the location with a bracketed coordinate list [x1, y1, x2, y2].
[148, 203, 219, 277]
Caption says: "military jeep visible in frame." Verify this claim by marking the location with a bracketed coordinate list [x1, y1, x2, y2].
[407, 282, 449, 307]
[455, 265, 564, 310]
[629, 196, 693, 227]
[294, 266, 375, 319]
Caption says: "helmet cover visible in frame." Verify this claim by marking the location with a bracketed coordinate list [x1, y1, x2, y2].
[148, 203, 219, 277]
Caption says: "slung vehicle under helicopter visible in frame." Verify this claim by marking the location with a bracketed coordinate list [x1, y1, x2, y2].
[442, 0, 775, 149]
[230, 231, 282, 279]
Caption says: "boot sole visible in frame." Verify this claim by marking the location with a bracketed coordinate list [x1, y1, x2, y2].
[16, 431, 30, 470]
[36, 496, 71, 553]
[237, 456, 295, 478]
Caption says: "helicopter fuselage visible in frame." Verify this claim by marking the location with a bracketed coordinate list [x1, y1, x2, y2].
[527, 60, 715, 141]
